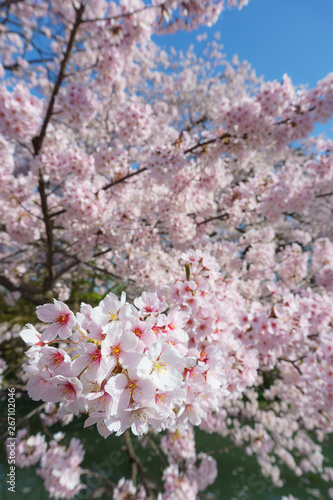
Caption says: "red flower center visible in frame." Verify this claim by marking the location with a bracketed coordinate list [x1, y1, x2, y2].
[56, 313, 70, 325]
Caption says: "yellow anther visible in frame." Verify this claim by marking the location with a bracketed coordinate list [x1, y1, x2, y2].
[110, 343, 122, 357]
[153, 361, 168, 373]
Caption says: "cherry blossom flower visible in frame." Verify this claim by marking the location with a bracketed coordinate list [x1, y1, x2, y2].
[36, 300, 75, 342]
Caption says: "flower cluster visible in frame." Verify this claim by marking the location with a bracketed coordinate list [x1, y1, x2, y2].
[21, 251, 259, 439]
[22, 291, 189, 436]
[113, 478, 146, 500]
[7, 429, 85, 499]
[56, 83, 98, 128]
[160, 424, 217, 500]
[0, 84, 42, 142]
[37, 436, 85, 499]
[40, 402, 74, 427]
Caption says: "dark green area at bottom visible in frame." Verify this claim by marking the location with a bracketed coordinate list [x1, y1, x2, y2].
[0, 398, 332, 500]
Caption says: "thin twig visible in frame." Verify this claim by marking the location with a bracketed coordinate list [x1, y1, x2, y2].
[197, 213, 229, 226]
[123, 430, 155, 499]
[147, 436, 167, 469]
[184, 132, 232, 155]
[316, 191, 333, 198]
[278, 357, 305, 376]
[101, 167, 147, 191]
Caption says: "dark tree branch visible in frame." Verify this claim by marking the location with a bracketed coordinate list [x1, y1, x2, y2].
[197, 213, 229, 226]
[50, 168, 148, 220]
[93, 248, 112, 258]
[101, 167, 147, 191]
[0, 275, 17, 293]
[146, 436, 167, 469]
[123, 430, 155, 499]
[0, 275, 43, 304]
[316, 191, 333, 198]
[54, 258, 81, 282]
[32, 4, 85, 156]
[184, 132, 232, 155]
[278, 357, 305, 376]
[38, 171, 54, 292]
[49, 208, 67, 218]
[27, 4, 85, 295]
[84, 262, 121, 281]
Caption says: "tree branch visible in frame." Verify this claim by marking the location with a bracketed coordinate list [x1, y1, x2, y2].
[123, 430, 155, 499]
[29, 3, 85, 295]
[32, 3, 85, 156]
[0, 275, 43, 304]
[316, 191, 333, 198]
[278, 357, 305, 376]
[38, 172, 54, 292]
[101, 167, 147, 191]
[0, 275, 18, 293]
[197, 213, 229, 226]
[50, 168, 148, 220]
[184, 133, 232, 155]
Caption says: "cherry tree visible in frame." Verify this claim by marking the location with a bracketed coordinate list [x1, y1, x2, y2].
[1, 0, 333, 499]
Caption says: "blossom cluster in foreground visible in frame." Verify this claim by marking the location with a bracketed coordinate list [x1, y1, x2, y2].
[21, 251, 257, 438]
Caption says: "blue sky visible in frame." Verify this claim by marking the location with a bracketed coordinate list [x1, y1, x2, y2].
[155, 0, 333, 136]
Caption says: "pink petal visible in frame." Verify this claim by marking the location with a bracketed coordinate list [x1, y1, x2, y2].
[20, 324, 43, 346]
[41, 323, 60, 342]
[36, 303, 57, 323]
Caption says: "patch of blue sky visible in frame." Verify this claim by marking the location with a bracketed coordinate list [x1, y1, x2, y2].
[153, 0, 333, 138]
